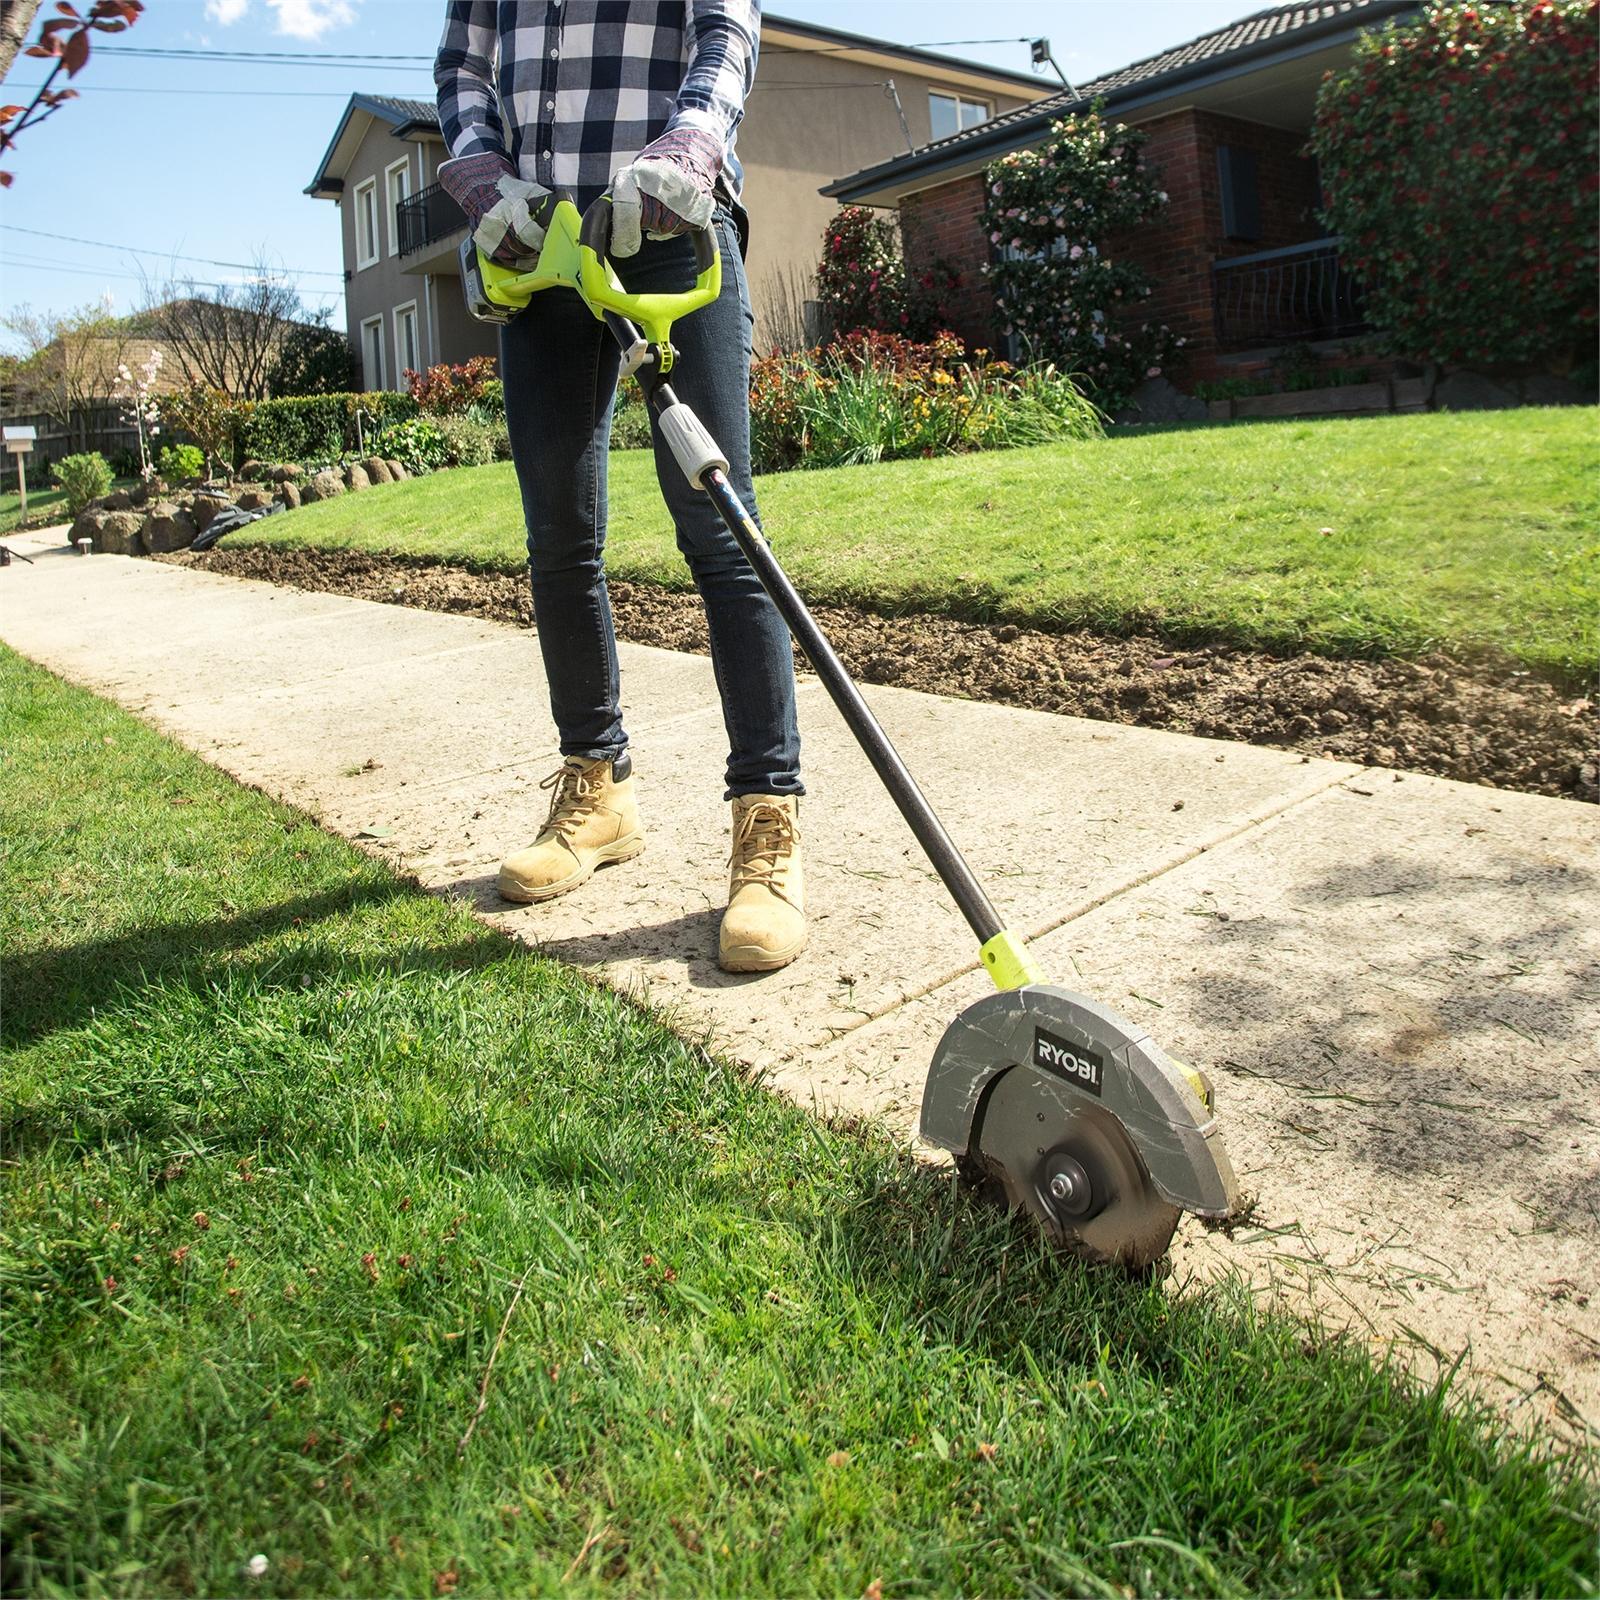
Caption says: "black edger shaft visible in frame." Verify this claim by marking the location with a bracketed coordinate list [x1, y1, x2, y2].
[698, 464, 1007, 948]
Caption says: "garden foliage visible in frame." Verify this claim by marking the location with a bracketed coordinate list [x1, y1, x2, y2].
[815, 207, 958, 341]
[235, 391, 417, 466]
[749, 330, 1101, 473]
[405, 356, 499, 415]
[980, 109, 1178, 412]
[50, 451, 113, 514]
[154, 443, 204, 483]
[1311, 0, 1598, 367]
[163, 384, 247, 476]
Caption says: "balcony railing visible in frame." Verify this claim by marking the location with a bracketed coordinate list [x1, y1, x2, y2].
[1212, 238, 1369, 348]
[397, 182, 466, 258]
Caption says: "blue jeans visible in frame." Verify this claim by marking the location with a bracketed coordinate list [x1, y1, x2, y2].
[500, 209, 803, 799]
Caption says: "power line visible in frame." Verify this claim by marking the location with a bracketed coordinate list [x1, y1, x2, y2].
[4, 224, 345, 279]
[3, 82, 385, 97]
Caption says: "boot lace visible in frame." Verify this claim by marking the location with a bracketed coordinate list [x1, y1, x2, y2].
[731, 801, 799, 904]
[538, 760, 606, 840]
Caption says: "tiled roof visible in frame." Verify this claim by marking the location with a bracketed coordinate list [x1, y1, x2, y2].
[826, 0, 1414, 194]
[359, 94, 441, 130]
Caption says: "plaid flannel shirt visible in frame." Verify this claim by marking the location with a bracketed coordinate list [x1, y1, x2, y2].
[434, 2, 759, 212]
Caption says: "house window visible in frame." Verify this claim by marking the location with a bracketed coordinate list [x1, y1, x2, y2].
[929, 91, 990, 141]
[385, 156, 412, 258]
[360, 315, 385, 391]
[393, 301, 419, 383]
[354, 177, 379, 270]
[1217, 145, 1261, 241]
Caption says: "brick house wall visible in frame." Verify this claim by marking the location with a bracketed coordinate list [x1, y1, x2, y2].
[899, 109, 1323, 382]
[899, 175, 995, 353]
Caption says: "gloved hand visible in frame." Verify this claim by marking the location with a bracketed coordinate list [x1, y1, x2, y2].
[438, 151, 550, 268]
[609, 127, 722, 258]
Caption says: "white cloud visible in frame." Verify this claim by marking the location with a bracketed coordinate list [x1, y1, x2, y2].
[268, 0, 358, 39]
[204, 0, 249, 23]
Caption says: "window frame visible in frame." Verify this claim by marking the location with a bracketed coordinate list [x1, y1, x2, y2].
[928, 90, 992, 142]
[392, 299, 420, 384]
[354, 176, 380, 271]
[360, 313, 386, 391]
[385, 155, 413, 259]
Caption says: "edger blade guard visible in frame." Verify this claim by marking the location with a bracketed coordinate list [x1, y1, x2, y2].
[920, 985, 1241, 1268]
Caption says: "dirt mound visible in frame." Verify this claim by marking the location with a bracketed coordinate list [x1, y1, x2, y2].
[166, 545, 1596, 802]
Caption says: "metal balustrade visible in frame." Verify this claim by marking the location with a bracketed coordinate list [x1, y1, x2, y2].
[1212, 238, 1369, 347]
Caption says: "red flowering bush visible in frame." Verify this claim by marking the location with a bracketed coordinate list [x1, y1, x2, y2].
[405, 355, 498, 415]
[815, 207, 959, 339]
[1311, 1, 1598, 367]
[980, 109, 1178, 412]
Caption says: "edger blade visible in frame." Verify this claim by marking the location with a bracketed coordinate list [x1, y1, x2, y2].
[920, 985, 1241, 1268]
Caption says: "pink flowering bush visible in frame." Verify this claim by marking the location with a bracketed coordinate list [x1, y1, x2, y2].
[1311, 1, 1598, 367]
[980, 108, 1178, 411]
[815, 206, 959, 340]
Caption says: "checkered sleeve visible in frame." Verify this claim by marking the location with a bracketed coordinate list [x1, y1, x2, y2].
[433, 1, 505, 160]
[668, 0, 760, 148]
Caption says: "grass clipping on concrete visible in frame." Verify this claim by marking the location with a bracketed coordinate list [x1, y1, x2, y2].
[237, 409, 1599, 681]
[2, 648, 1595, 1597]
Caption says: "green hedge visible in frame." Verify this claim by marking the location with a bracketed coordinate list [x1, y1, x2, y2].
[236, 391, 419, 464]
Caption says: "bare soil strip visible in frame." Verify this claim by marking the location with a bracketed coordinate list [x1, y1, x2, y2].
[167, 546, 1597, 802]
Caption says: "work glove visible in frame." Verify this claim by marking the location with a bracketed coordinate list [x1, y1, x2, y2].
[608, 127, 722, 258]
[437, 151, 550, 268]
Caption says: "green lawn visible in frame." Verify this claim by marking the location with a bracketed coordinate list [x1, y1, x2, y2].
[1, 479, 72, 535]
[3, 647, 1595, 1597]
[238, 409, 1598, 679]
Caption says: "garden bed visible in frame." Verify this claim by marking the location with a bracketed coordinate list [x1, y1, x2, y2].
[167, 545, 1597, 802]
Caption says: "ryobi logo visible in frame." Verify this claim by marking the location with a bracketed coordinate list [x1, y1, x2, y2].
[1033, 1027, 1104, 1097]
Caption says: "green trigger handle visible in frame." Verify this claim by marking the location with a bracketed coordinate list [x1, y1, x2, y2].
[475, 192, 720, 348]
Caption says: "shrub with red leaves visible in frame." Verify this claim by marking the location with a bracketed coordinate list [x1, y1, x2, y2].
[1311, 1, 1598, 367]
[404, 355, 498, 415]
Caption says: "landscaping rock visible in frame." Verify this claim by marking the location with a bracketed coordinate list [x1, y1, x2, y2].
[101, 488, 135, 512]
[239, 459, 269, 480]
[1114, 376, 1207, 425]
[97, 510, 147, 556]
[128, 480, 152, 508]
[344, 462, 371, 492]
[143, 502, 199, 555]
[275, 480, 302, 510]
[302, 470, 346, 503]
[361, 456, 394, 484]
[191, 494, 231, 533]
[70, 509, 109, 549]
[236, 489, 274, 511]
[270, 463, 302, 483]
[1433, 369, 1517, 411]
[384, 459, 408, 481]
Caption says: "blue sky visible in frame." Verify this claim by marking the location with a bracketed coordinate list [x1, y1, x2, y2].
[0, 0, 1257, 351]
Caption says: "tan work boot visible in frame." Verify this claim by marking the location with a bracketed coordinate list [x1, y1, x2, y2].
[498, 753, 644, 904]
[719, 794, 806, 973]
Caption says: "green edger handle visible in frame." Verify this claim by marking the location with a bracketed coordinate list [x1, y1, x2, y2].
[473, 194, 721, 348]
[577, 194, 721, 348]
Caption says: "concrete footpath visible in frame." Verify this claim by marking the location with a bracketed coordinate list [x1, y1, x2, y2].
[4, 529, 1597, 1440]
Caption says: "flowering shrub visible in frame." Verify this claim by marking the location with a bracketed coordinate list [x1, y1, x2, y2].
[980, 109, 1178, 412]
[114, 347, 163, 480]
[1311, 1, 1598, 366]
[52, 451, 114, 514]
[404, 355, 499, 415]
[749, 331, 1100, 472]
[815, 207, 959, 339]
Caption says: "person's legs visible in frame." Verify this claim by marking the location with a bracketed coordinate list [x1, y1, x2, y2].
[617, 216, 806, 971]
[617, 214, 802, 799]
[500, 286, 627, 762]
[496, 264, 643, 906]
